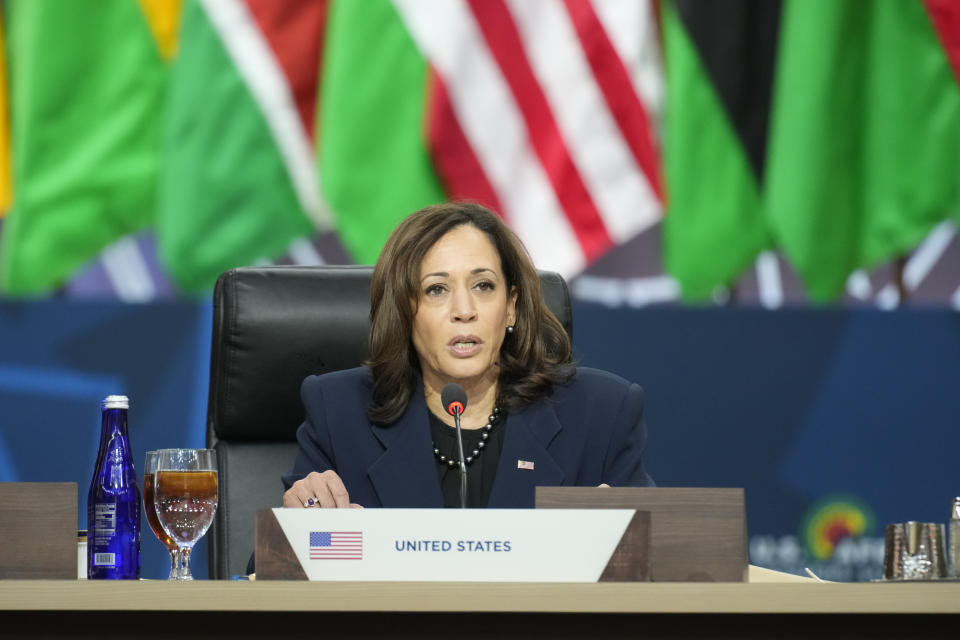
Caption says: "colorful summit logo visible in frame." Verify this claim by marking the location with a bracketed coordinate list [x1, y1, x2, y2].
[800, 496, 877, 560]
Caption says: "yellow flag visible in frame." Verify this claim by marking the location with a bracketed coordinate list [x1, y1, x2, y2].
[138, 0, 183, 61]
[0, 13, 12, 215]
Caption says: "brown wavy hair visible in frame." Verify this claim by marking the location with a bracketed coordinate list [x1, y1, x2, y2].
[366, 202, 573, 424]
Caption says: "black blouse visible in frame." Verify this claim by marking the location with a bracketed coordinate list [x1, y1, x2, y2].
[428, 410, 507, 508]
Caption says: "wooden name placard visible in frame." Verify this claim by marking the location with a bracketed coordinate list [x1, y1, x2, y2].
[0, 482, 78, 579]
[537, 487, 748, 582]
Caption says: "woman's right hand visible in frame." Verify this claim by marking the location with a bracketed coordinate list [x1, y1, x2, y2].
[283, 470, 362, 508]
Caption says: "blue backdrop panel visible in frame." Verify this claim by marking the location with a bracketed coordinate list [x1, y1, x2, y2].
[2, 301, 958, 581]
[573, 305, 960, 580]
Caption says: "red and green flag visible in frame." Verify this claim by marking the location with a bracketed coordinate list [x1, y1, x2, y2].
[157, 0, 332, 293]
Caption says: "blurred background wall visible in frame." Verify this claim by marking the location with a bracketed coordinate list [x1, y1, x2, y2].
[1, 0, 959, 579]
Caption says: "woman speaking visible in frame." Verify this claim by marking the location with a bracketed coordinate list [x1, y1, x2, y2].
[283, 202, 653, 509]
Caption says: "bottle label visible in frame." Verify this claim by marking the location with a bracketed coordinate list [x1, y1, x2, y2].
[93, 503, 117, 545]
[93, 552, 116, 567]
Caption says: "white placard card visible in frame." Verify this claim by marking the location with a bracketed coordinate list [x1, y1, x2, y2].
[257, 508, 645, 582]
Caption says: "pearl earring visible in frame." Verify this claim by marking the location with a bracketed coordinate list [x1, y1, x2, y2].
[506, 325, 515, 334]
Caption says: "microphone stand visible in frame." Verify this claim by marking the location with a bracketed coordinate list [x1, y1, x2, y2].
[452, 407, 468, 508]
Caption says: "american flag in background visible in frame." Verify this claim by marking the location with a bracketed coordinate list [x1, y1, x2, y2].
[309, 531, 363, 560]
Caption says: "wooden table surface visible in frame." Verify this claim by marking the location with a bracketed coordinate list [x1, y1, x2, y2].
[2, 578, 959, 614]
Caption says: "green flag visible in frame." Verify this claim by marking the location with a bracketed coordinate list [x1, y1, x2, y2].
[765, 0, 960, 300]
[156, 0, 318, 293]
[318, 0, 445, 265]
[1, 0, 167, 295]
[661, 1, 773, 300]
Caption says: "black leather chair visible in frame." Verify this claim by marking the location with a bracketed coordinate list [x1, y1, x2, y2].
[205, 265, 573, 579]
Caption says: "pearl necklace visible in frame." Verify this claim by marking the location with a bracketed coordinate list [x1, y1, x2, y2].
[433, 407, 501, 468]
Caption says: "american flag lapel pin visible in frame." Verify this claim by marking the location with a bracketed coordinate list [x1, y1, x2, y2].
[517, 459, 534, 470]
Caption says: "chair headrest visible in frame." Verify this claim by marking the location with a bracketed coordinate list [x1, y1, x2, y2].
[207, 266, 572, 443]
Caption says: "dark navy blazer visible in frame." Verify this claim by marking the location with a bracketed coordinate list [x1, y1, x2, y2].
[283, 366, 654, 508]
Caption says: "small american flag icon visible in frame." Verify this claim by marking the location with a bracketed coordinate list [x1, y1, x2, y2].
[517, 459, 535, 470]
[310, 531, 363, 560]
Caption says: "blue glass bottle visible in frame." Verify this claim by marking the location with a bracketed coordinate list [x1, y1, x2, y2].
[87, 395, 141, 579]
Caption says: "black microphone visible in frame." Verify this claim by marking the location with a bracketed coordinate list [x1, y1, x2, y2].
[441, 383, 469, 508]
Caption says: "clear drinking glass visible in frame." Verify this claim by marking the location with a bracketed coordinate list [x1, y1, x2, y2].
[153, 449, 218, 581]
[144, 450, 182, 579]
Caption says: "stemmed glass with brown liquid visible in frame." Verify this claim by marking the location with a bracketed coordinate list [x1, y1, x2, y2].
[144, 450, 182, 579]
[152, 449, 218, 581]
